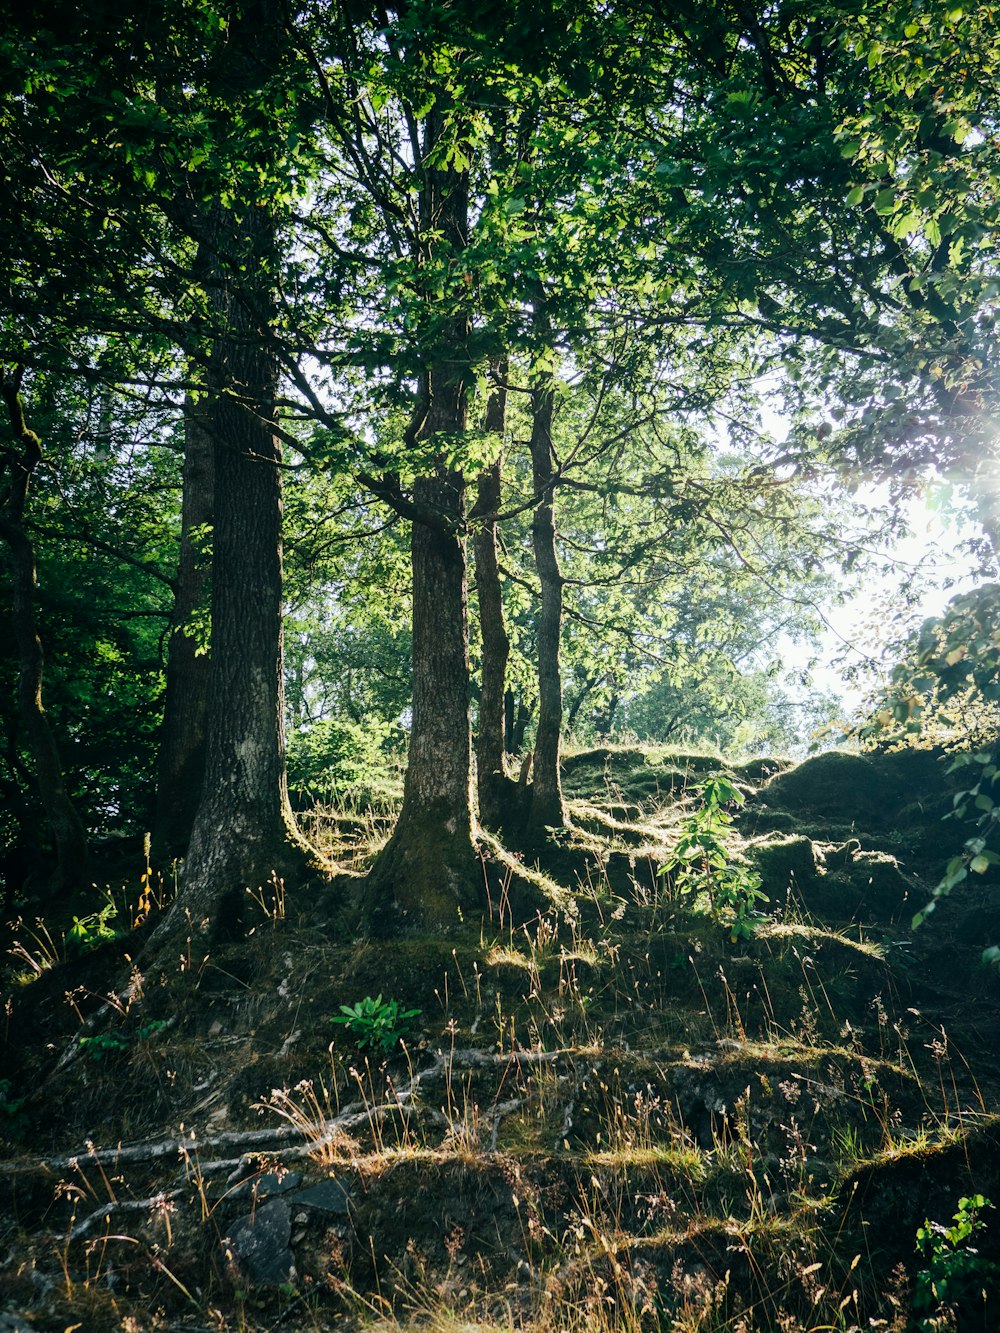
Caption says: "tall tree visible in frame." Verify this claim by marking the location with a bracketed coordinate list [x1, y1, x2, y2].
[151, 386, 213, 863]
[526, 355, 566, 834]
[363, 91, 480, 924]
[162, 7, 316, 935]
[472, 370, 515, 831]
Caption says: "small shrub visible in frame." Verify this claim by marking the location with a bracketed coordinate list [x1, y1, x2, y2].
[65, 899, 121, 957]
[913, 1194, 996, 1329]
[661, 775, 768, 940]
[78, 1030, 129, 1062]
[330, 994, 421, 1053]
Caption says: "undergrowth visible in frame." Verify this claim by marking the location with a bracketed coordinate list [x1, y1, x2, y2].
[2, 746, 999, 1332]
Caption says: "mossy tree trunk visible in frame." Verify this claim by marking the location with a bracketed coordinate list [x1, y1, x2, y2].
[168, 203, 310, 938]
[0, 370, 91, 893]
[370, 455, 477, 927]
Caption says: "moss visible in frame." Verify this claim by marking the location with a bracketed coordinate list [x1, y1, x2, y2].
[564, 799, 668, 847]
[9, 740, 1000, 1333]
[560, 747, 729, 806]
[797, 851, 915, 926]
[875, 744, 951, 793]
[561, 745, 651, 776]
[837, 1116, 1000, 1275]
[761, 750, 899, 824]
[739, 807, 798, 834]
[732, 755, 793, 785]
[750, 835, 818, 897]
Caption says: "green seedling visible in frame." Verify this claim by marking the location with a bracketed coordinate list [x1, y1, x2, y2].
[65, 900, 121, 957]
[78, 1030, 129, 1061]
[660, 775, 768, 940]
[330, 993, 421, 1053]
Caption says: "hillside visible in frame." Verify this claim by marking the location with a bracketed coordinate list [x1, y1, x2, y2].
[2, 746, 1000, 1332]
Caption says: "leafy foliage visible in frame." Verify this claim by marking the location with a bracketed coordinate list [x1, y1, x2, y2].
[862, 588, 1000, 951]
[660, 777, 769, 941]
[330, 994, 421, 1054]
[64, 900, 121, 957]
[287, 717, 404, 809]
[913, 1194, 996, 1329]
[77, 1031, 129, 1063]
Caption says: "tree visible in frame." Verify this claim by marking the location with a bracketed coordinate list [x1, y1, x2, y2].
[2, 0, 320, 934]
[160, 4, 319, 936]
[151, 387, 213, 863]
[471, 373, 515, 830]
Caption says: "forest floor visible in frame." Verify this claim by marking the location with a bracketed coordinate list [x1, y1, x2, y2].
[2, 745, 1000, 1332]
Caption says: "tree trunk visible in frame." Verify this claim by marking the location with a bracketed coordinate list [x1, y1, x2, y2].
[371, 465, 476, 925]
[366, 105, 479, 929]
[472, 375, 513, 831]
[152, 0, 313, 941]
[151, 389, 213, 863]
[167, 203, 309, 940]
[0, 372, 90, 892]
[528, 377, 567, 834]
[595, 689, 620, 738]
[565, 668, 599, 735]
[506, 690, 531, 756]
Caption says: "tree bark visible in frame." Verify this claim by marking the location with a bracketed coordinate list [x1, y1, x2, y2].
[505, 689, 531, 756]
[527, 375, 567, 834]
[370, 456, 476, 926]
[153, 6, 311, 942]
[472, 375, 513, 831]
[169, 203, 309, 938]
[0, 371, 90, 892]
[565, 668, 599, 735]
[151, 389, 213, 863]
[366, 105, 479, 929]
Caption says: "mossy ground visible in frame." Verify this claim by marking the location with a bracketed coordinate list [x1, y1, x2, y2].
[2, 747, 1000, 1331]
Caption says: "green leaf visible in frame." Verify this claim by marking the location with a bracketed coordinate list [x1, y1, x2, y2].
[874, 188, 897, 215]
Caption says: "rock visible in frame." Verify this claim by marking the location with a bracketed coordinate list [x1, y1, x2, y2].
[798, 853, 914, 925]
[740, 808, 797, 834]
[603, 850, 659, 898]
[227, 1169, 302, 1203]
[292, 1177, 355, 1217]
[225, 1198, 296, 1286]
[823, 839, 860, 870]
[876, 745, 949, 793]
[842, 852, 913, 921]
[0, 1315, 35, 1332]
[562, 746, 649, 773]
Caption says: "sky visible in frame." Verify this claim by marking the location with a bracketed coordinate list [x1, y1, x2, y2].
[791, 482, 984, 737]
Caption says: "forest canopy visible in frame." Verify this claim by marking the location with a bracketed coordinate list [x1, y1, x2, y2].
[2, 0, 999, 932]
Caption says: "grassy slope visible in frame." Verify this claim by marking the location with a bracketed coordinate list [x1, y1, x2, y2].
[2, 745, 1000, 1331]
